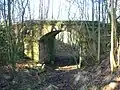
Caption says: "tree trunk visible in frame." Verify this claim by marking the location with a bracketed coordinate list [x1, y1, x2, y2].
[97, 0, 101, 62]
[110, 0, 117, 72]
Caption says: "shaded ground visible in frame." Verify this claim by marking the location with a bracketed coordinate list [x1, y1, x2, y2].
[0, 65, 80, 90]
[0, 57, 120, 90]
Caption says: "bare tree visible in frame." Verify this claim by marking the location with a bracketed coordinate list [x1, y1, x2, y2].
[97, 0, 101, 62]
[39, 0, 50, 19]
[110, 0, 118, 72]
